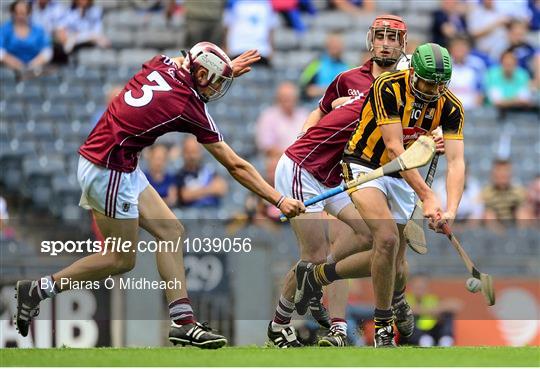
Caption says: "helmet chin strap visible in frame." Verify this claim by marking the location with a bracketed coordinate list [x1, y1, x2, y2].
[373, 57, 397, 67]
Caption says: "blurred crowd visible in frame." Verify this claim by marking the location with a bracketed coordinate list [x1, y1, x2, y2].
[1, 0, 539, 106]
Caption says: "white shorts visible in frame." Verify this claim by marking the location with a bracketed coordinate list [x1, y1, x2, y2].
[345, 162, 416, 224]
[77, 156, 150, 219]
[275, 155, 351, 216]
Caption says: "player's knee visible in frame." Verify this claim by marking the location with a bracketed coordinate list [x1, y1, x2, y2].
[300, 248, 326, 264]
[108, 254, 136, 274]
[375, 233, 399, 256]
[154, 220, 184, 242]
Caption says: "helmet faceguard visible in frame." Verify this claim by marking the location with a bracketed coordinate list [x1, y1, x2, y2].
[366, 14, 407, 67]
[185, 42, 234, 102]
[409, 43, 452, 103]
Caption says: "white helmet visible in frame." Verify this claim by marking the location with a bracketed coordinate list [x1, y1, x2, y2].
[186, 42, 234, 102]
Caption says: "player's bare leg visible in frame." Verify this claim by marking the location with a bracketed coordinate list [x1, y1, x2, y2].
[138, 186, 187, 302]
[15, 211, 139, 337]
[350, 187, 399, 347]
[268, 212, 328, 347]
[55, 213, 139, 282]
[138, 185, 226, 349]
[392, 224, 414, 338]
[319, 205, 370, 347]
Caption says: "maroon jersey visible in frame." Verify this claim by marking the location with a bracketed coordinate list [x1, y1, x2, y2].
[318, 59, 374, 114]
[79, 55, 222, 172]
[286, 60, 374, 188]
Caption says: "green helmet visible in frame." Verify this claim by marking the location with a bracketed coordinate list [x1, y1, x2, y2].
[410, 43, 452, 102]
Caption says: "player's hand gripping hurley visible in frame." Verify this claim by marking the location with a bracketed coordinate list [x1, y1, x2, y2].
[279, 136, 436, 221]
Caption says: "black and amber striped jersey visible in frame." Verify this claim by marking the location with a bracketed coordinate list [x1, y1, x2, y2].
[343, 69, 464, 169]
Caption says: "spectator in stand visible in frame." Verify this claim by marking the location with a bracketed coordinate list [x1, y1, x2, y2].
[517, 175, 540, 225]
[176, 136, 228, 208]
[434, 163, 483, 226]
[494, 0, 532, 21]
[481, 159, 526, 227]
[0, 196, 10, 239]
[183, 0, 226, 46]
[448, 35, 486, 109]
[31, 0, 67, 36]
[0, 0, 52, 75]
[486, 49, 533, 109]
[329, 0, 375, 14]
[431, 0, 468, 47]
[31, 0, 68, 64]
[224, 0, 279, 66]
[272, 0, 317, 34]
[55, 0, 110, 58]
[468, 0, 511, 61]
[507, 20, 537, 76]
[401, 274, 462, 347]
[144, 144, 177, 207]
[529, 0, 540, 30]
[255, 81, 308, 157]
[299, 32, 351, 101]
[92, 85, 123, 127]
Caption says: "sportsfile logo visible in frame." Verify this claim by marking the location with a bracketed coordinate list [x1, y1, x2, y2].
[40, 237, 183, 256]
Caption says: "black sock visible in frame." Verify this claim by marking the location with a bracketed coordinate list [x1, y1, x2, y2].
[392, 288, 405, 305]
[323, 263, 340, 283]
[374, 308, 393, 328]
[313, 263, 341, 286]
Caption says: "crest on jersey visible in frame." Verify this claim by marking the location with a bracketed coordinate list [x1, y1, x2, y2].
[122, 203, 131, 212]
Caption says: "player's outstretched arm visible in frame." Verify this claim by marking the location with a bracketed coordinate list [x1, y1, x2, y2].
[171, 49, 260, 78]
[203, 141, 305, 218]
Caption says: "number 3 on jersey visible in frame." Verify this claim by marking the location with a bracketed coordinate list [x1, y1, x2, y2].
[124, 70, 172, 107]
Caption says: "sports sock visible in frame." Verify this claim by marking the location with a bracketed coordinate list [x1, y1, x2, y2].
[169, 297, 196, 326]
[313, 263, 340, 286]
[392, 287, 406, 305]
[272, 295, 295, 330]
[34, 276, 60, 300]
[330, 317, 347, 334]
[373, 308, 393, 329]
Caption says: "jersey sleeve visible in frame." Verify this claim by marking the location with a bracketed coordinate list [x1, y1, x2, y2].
[371, 78, 400, 126]
[179, 96, 223, 144]
[441, 95, 464, 140]
[318, 73, 344, 114]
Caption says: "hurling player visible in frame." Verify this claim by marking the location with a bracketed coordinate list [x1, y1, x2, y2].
[295, 43, 465, 347]
[15, 43, 305, 349]
[268, 15, 421, 348]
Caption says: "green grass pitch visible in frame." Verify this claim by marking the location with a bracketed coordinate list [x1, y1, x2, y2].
[1, 346, 539, 367]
